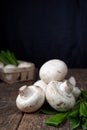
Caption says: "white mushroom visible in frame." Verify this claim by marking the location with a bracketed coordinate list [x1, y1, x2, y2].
[34, 80, 47, 93]
[3, 64, 17, 73]
[2, 64, 19, 83]
[46, 80, 76, 111]
[18, 61, 33, 68]
[68, 76, 81, 99]
[16, 85, 45, 113]
[39, 59, 68, 84]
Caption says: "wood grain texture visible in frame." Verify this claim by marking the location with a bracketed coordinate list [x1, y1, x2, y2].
[18, 113, 70, 130]
[0, 69, 87, 130]
[0, 81, 33, 130]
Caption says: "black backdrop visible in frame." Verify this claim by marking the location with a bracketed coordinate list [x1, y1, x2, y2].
[1, 0, 87, 68]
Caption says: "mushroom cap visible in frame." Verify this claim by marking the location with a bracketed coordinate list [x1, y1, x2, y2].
[68, 76, 81, 98]
[46, 81, 75, 111]
[39, 59, 68, 84]
[39, 59, 68, 83]
[16, 85, 45, 113]
[34, 80, 47, 93]
[18, 62, 33, 68]
[3, 64, 17, 73]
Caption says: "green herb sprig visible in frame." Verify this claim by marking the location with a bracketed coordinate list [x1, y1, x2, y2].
[0, 50, 19, 66]
[40, 89, 87, 130]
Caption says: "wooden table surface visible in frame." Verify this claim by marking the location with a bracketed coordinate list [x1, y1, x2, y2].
[0, 69, 87, 130]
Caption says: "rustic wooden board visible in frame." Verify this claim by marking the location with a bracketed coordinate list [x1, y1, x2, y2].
[0, 69, 87, 130]
[0, 81, 33, 130]
[18, 113, 70, 130]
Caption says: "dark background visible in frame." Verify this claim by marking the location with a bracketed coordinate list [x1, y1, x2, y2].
[1, 0, 87, 68]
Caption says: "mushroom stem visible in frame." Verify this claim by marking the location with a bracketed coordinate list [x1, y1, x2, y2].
[19, 85, 28, 96]
[59, 80, 73, 94]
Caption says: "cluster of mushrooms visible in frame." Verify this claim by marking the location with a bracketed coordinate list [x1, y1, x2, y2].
[16, 59, 81, 113]
[0, 61, 34, 72]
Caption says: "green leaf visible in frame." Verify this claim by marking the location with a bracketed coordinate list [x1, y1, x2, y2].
[81, 90, 87, 99]
[68, 107, 80, 130]
[0, 50, 18, 66]
[40, 109, 58, 115]
[69, 118, 80, 130]
[80, 101, 87, 117]
[0, 53, 10, 65]
[45, 112, 69, 127]
[82, 117, 87, 130]
[6, 50, 18, 65]
[68, 107, 79, 118]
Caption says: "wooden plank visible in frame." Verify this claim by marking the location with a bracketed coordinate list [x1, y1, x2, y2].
[18, 113, 70, 130]
[0, 69, 87, 130]
[0, 81, 33, 130]
[17, 69, 87, 130]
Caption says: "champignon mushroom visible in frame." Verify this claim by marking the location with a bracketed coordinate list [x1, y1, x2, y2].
[3, 64, 17, 73]
[68, 76, 81, 99]
[18, 61, 34, 68]
[34, 80, 47, 93]
[46, 80, 76, 111]
[39, 59, 68, 84]
[16, 85, 45, 113]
